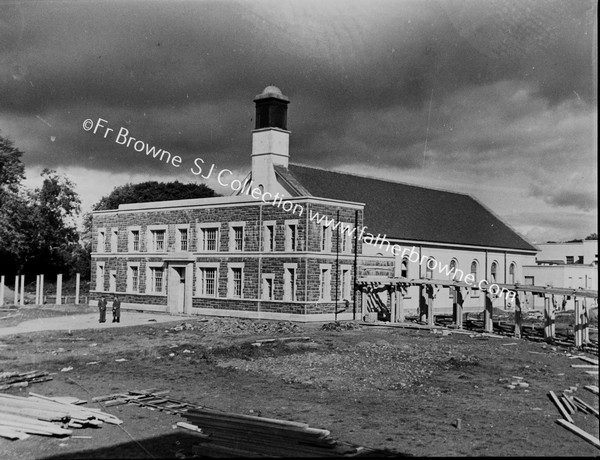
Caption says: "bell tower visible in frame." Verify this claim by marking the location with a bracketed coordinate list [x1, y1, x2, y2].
[251, 86, 290, 194]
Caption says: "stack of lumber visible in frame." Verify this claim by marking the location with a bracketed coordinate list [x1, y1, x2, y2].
[0, 392, 122, 441]
[0, 370, 52, 390]
[92, 388, 194, 414]
[548, 390, 600, 450]
[186, 407, 390, 457]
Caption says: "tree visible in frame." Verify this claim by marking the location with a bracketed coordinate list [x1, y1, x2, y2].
[92, 181, 220, 211]
[0, 133, 29, 274]
[24, 169, 82, 277]
[585, 233, 598, 240]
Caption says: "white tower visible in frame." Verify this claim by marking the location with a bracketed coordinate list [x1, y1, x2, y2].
[251, 86, 290, 195]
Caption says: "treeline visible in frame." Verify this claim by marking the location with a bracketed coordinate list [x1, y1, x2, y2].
[0, 132, 218, 281]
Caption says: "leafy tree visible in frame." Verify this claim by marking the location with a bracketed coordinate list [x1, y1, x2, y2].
[24, 169, 82, 278]
[92, 181, 220, 211]
[0, 133, 29, 273]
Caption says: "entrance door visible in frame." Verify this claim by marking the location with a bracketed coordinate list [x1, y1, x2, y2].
[167, 264, 191, 314]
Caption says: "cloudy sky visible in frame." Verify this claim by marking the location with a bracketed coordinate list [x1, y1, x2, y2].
[0, 0, 597, 243]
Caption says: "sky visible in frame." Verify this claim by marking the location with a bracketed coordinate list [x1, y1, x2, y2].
[0, 0, 597, 244]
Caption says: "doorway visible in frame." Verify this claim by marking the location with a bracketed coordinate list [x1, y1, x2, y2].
[168, 264, 192, 314]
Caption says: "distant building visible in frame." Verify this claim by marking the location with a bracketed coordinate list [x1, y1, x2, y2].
[90, 86, 538, 320]
[522, 239, 598, 309]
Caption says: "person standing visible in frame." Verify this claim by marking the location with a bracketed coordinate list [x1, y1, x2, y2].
[112, 295, 121, 323]
[98, 296, 107, 323]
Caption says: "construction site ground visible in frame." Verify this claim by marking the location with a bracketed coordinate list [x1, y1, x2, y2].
[0, 304, 598, 458]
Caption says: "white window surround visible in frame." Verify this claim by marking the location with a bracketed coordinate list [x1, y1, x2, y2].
[340, 264, 352, 301]
[146, 262, 166, 294]
[97, 228, 106, 253]
[176, 224, 190, 252]
[147, 224, 168, 253]
[110, 228, 118, 253]
[283, 263, 298, 301]
[262, 273, 275, 300]
[196, 262, 220, 297]
[227, 263, 244, 299]
[321, 225, 332, 252]
[127, 226, 142, 252]
[109, 270, 117, 292]
[319, 263, 332, 301]
[95, 262, 105, 291]
[229, 221, 246, 252]
[197, 223, 221, 252]
[263, 220, 276, 252]
[127, 262, 140, 293]
[285, 219, 299, 252]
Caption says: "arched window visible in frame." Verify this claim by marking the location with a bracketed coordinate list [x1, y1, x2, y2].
[449, 259, 458, 280]
[401, 258, 409, 278]
[470, 260, 478, 282]
[491, 261, 498, 283]
[509, 263, 516, 284]
[425, 257, 435, 279]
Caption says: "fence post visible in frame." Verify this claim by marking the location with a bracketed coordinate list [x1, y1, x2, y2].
[484, 292, 493, 333]
[40, 274, 44, 305]
[75, 273, 80, 305]
[0, 275, 4, 306]
[14, 275, 19, 305]
[19, 274, 25, 306]
[56, 274, 63, 305]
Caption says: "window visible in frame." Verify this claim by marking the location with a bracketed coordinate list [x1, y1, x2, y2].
[285, 221, 298, 252]
[95, 262, 105, 291]
[401, 258, 409, 278]
[228, 264, 244, 298]
[321, 225, 331, 252]
[341, 225, 353, 254]
[264, 223, 275, 252]
[490, 262, 498, 283]
[151, 267, 164, 293]
[130, 229, 140, 252]
[198, 266, 218, 297]
[470, 260, 478, 282]
[178, 228, 189, 251]
[577, 255, 584, 264]
[229, 223, 245, 252]
[341, 267, 351, 300]
[151, 229, 166, 252]
[97, 229, 106, 253]
[566, 256, 574, 264]
[425, 257, 435, 279]
[284, 264, 297, 301]
[449, 259, 457, 280]
[128, 264, 139, 292]
[262, 274, 274, 300]
[198, 225, 220, 252]
[509, 263, 516, 284]
[109, 270, 117, 292]
[110, 228, 118, 253]
[319, 265, 331, 301]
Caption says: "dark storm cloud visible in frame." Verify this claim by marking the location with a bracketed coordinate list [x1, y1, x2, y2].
[0, 0, 596, 233]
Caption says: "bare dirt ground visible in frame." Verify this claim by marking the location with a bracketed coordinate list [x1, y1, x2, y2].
[1, 305, 598, 458]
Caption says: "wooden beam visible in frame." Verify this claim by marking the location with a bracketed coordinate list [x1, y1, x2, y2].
[548, 391, 574, 423]
[484, 292, 493, 333]
[555, 419, 600, 450]
[427, 285, 434, 327]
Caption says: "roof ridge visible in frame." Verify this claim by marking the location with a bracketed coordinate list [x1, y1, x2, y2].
[289, 162, 472, 197]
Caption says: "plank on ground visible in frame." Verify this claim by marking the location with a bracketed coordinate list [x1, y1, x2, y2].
[556, 419, 600, 450]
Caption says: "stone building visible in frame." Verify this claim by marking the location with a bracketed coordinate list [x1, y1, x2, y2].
[90, 86, 538, 320]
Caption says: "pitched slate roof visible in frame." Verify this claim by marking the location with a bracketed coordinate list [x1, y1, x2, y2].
[276, 164, 537, 252]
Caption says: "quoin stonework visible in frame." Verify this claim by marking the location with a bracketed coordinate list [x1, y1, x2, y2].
[90, 86, 538, 321]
